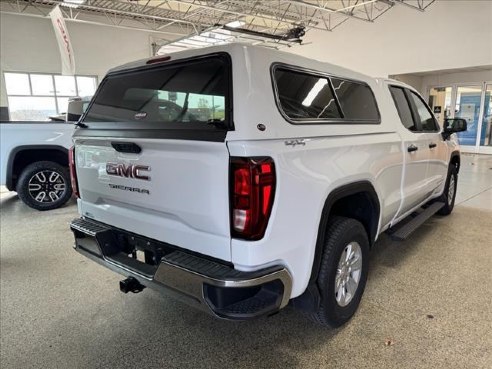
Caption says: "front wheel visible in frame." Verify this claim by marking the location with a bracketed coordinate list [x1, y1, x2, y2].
[16, 161, 72, 211]
[437, 165, 458, 216]
[306, 216, 370, 328]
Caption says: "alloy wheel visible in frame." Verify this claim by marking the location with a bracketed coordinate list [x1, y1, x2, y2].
[28, 170, 67, 203]
[335, 242, 363, 307]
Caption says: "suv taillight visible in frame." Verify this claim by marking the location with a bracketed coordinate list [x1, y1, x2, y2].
[230, 157, 276, 240]
[68, 146, 80, 198]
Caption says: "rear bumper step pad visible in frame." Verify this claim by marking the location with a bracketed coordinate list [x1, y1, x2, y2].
[70, 217, 292, 320]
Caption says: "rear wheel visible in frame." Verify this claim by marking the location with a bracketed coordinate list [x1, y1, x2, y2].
[16, 161, 72, 211]
[437, 165, 458, 216]
[306, 216, 370, 328]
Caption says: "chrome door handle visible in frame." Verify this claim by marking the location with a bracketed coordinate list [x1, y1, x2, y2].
[429, 142, 437, 149]
[407, 144, 418, 153]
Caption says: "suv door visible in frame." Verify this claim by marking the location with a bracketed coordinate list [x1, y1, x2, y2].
[407, 90, 449, 197]
[389, 85, 434, 217]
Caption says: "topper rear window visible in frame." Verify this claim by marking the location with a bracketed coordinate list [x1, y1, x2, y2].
[82, 54, 231, 130]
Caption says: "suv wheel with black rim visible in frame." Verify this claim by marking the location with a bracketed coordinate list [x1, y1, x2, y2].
[306, 216, 370, 328]
[16, 161, 72, 211]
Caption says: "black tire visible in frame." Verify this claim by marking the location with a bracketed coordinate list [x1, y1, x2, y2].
[437, 165, 458, 216]
[306, 216, 370, 328]
[16, 161, 72, 211]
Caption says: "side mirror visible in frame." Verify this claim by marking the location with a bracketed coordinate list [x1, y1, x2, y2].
[442, 118, 467, 140]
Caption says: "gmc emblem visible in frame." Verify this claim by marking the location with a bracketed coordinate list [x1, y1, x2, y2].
[106, 163, 151, 181]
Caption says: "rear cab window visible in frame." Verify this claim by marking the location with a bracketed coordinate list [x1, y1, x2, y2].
[82, 53, 232, 135]
[272, 64, 380, 124]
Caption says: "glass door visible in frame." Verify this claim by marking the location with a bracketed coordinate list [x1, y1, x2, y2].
[479, 84, 492, 152]
[454, 86, 483, 147]
[428, 86, 453, 128]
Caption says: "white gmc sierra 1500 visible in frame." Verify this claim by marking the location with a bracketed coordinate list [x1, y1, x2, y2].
[69, 44, 467, 327]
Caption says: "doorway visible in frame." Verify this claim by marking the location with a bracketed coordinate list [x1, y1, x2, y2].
[428, 82, 492, 154]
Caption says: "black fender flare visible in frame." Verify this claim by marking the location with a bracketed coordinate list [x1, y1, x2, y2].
[5, 145, 69, 191]
[291, 181, 380, 312]
[309, 180, 380, 284]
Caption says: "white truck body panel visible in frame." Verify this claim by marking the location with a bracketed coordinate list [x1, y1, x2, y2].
[75, 138, 232, 261]
[72, 43, 460, 304]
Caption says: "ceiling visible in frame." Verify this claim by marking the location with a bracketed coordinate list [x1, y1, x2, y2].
[1, 0, 436, 53]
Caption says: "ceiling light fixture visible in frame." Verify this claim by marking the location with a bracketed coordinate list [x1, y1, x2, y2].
[60, 0, 86, 8]
[226, 20, 246, 28]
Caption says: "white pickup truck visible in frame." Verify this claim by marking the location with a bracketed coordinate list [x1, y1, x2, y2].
[0, 122, 74, 210]
[69, 44, 466, 327]
[0, 97, 90, 210]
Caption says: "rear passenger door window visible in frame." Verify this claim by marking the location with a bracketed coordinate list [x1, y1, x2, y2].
[408, 91, 439, 132]
[389, 86, 417, 131]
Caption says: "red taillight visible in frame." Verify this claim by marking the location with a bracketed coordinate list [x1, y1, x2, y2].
[68, 146, 80, 198]
[230, 157, 276, 240]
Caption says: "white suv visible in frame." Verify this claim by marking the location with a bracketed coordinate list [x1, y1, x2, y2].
[69, 44, 466, 327]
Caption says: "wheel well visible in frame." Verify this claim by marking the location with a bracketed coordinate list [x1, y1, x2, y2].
[330, 192, 379, 245]
[310, 182, 379, 282]
[8, 147, 69, 190]
[292, 182, 380, 312]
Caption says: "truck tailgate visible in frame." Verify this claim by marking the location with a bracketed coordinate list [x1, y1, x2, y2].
[75, 137, 232, 262]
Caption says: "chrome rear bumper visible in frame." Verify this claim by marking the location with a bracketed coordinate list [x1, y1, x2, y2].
[70, 218, 292, 319]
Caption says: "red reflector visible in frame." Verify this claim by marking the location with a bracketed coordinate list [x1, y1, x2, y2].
[68, 146, 80, 198]
[230, 157, 276, 240]
[146, 55, 171, 64]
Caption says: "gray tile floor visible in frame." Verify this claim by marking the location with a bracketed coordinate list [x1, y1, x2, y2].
[455, 154, 492, 210]
[1, 155, 491, 369]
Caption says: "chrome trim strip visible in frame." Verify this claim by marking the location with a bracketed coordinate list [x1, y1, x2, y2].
[154, 260, 293, 310]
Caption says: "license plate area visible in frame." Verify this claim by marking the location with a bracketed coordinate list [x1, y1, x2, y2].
[120, 233, 167, 266]
[103, 230, 175, 278]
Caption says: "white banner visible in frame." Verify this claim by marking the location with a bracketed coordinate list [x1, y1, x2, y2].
[49, 5, 75, 75]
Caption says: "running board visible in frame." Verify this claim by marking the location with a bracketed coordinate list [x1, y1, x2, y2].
[389, 202, 445, 241]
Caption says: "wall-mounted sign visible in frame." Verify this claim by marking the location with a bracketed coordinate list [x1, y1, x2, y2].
[433, 106, 442, 114]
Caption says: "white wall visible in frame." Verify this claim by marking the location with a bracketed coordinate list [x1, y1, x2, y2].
[0, 12, 156, 106]
[290, 0, 492, 77]
[391, 68, 492, 96]
[420, 69, 492, 92]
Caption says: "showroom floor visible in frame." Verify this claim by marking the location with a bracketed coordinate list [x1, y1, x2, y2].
[1, 154, 491, 369]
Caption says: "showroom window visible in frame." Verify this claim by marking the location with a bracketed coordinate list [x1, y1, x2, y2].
[4, 72, 97, 121]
